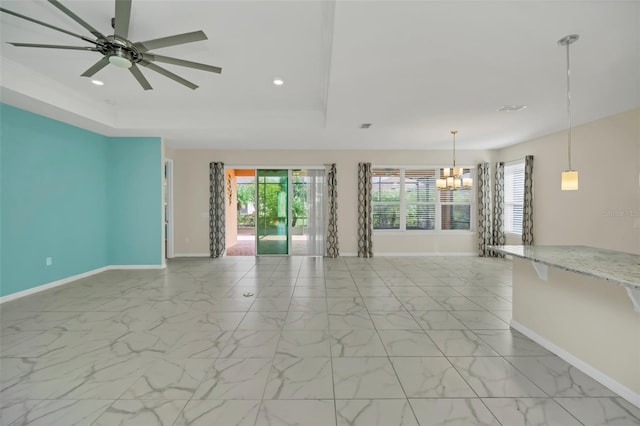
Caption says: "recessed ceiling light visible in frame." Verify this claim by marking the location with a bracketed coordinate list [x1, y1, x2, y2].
[497, 105, 527, 112]
[91, 80, 104, 86]
[273, 78, 284, 86]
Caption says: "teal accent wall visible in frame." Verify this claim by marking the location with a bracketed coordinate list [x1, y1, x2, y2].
[0, 104, 109, 296]
[0, 104, 162, 297]
[107, 137, 162, 265]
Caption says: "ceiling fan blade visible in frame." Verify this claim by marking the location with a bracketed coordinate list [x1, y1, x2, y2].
[47, 0, 107, 40]
[139, 60, 198, 90]
[114, 0, 132, 40]
[0, 7, 98, 44]
[143, 54, 222, 74]
[134, 30, 207, 53]
[8, 42, 98, 51]
[81, 57, 110, 77]
[129, 64, 152, 90]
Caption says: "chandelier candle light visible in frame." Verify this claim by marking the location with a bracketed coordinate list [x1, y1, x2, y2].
[437, 130, 472, 191]
[559, 34, 579, 191]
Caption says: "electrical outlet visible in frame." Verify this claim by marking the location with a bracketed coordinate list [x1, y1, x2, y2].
[46, 257, 53, 266]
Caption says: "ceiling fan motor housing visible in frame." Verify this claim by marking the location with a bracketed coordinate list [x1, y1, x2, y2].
[103, 38, 141, 68]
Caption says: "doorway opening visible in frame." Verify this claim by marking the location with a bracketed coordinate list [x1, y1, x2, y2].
[226, 169, 256, 256]
[224, 167, 325, 256]
[257, 169, 289, 255]
[164, 159, 174, 260]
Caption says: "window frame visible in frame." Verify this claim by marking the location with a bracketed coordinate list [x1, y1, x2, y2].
[371, 169, 402, 230]
[504, 159, 525, 236]
[371, 167, 475, 233]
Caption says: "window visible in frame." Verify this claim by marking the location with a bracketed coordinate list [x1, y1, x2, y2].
[404, 170, 436, 230]
[372, 169, 401, 229]
[372, 167, 474, 231]
[440, 187, 472, 230]
[504, 160, 525, 234]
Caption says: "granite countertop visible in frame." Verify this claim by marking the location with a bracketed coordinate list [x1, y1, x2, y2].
[489, 245, 640, 290]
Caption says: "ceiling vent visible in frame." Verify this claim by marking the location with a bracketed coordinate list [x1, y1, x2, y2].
[360, 123, 372, 129]
[497, 105, 527, 112]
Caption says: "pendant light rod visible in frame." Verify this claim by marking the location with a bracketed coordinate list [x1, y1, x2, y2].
[451, 129, 457, 168]
[565, 40, 572, 170]
[558, 34, 578, 171]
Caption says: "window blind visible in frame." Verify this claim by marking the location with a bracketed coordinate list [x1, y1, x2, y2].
[504, 161, 525, 234]
[371, 167, 474, 231]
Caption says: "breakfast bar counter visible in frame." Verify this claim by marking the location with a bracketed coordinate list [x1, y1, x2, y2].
[490, 245, 640, 408]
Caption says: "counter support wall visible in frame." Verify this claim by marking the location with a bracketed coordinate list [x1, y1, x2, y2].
[511, 258, 640, 407]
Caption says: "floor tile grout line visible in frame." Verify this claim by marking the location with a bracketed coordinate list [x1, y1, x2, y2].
[407, 260, 515, 425]
[445, 354, 505, 426]
[407, 264, 506, 425]
[252, 256, 300, 426]
[118, 256, 260, 425]
[498, 350, 603, 425]
[326, 264, 339, 426]
[353, 261, 423, 426]
[181, 256, 265, 425]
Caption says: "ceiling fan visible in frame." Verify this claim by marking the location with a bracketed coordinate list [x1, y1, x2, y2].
[0, 0, 222, 90]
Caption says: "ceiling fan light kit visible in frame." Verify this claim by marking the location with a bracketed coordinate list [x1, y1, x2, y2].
[0, 0, 222, 90]
[108, 47, 133, 68]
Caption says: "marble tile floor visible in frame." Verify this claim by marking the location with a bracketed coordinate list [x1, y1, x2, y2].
[1, 256, 639, 426]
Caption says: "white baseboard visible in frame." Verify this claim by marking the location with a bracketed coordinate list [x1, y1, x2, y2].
[375, 252, 477, 257]
[170, 252, 478, 258]
[110, 264, 166, 270]
[0, 266, 109, 304]
[511, 319, 640, 408]
[0, 264, 164, 304]
[173, 253, 210, 257]
[340, 252, 477, 257]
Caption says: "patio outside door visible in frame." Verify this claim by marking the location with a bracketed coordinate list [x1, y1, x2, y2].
[291, 169, 325, 256]
[256, 169, 289, 255]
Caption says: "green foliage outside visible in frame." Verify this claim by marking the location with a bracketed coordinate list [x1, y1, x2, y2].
[291, 177, 307, 227]
[257, 176, 287, 228]
[236, 182, 255, 227]
[236, 175, 310, 230]
[372, 182, 470, 230]
[236, 183, 254, 208]
[238, 214, 254, 227]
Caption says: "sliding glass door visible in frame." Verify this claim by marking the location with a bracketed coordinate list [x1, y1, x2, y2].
[291, 169, 325, 256]
[256, 170, 288, 255]
[250, 168, 325, 256]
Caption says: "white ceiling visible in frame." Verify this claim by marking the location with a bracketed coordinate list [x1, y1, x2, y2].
[1, 0, 638, 150]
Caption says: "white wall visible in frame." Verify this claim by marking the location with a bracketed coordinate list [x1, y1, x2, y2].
[165, 144, 176, 160]
[512, 258, 640, 401]
[169, 109, 639, 256]
[171, 149, 493, 255]
[497, 108, 640, 254]
[161, 141, 166, 262]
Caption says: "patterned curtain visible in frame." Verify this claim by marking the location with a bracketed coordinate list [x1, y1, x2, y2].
[477, 162, 494, 256]
[522, 155, 534, 245]
[325, 163, 339, 258]
[209, 162, 225, 258]
[492, 162, 505, 255]
[357, 162, 373, 258]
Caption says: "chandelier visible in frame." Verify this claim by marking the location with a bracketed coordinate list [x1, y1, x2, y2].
[436, 130, 472, 191]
